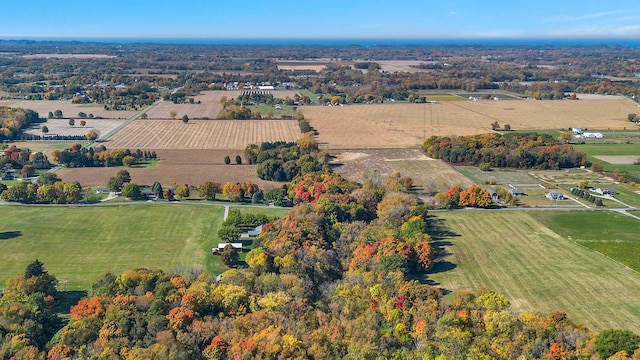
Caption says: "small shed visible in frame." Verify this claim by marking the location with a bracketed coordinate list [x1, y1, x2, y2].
[486, 188, 499, 201]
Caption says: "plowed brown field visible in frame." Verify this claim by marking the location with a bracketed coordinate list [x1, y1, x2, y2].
[105, 119, 301, 149]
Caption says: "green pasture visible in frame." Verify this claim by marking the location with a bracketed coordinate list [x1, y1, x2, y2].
[429, 210, 640, 332]
[455, 166, 540, 186]
[574, 143, 640, 156]
[535, 210, 640, 271]
[509, 130, 561, 137]
[249, 104, 296, 117]
[0, 204, 228, 290]
[423, 94, 467, 101]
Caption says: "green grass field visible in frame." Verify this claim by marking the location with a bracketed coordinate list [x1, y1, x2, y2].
[534, 211, 640, 271]
[428, 210, 640, 332]
[0, 204, 229, 290]
[423, 94, 467, 101]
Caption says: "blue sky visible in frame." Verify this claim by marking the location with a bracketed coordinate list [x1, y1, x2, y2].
[1, 1, 639, 40]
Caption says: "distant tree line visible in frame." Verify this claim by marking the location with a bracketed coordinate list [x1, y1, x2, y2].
[423, 132, 588, 169]
[18, 134, 90, 141]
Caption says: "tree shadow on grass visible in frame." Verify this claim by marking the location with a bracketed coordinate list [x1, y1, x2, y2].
[54, 290, 87, 317]
[0, 231, 22, 240]
[423, 215, 461, 294]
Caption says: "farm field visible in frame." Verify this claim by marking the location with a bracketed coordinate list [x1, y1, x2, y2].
[302, 99, 636, 149]
[104, 119, 301, 149]
[144, 100, 221, 120]
[275, 61, 330, 72]
[57, 149, 281, 189]
[331, 149, 474, 193]
[535, 211, 640, 271]
[428, 210, 640, 332]
[0, 100, 138, 119]
[24, 118, 127, 138]
[0, 204, 225, 290]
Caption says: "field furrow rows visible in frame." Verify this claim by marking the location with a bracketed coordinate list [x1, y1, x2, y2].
[105, 119, 300, 149]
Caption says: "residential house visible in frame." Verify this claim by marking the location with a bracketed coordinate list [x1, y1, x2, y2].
[486, 188, 499, 201]
[212, 243, 243, 255]
[247, 224, 263, 237]
[546, 190, 564, 200]
[509, 189, 526, 196]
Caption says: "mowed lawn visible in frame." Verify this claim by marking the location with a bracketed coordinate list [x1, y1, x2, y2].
[535, 211, 640, 272]
[429, 210, 640, 332]
[0, 204, 226, 290]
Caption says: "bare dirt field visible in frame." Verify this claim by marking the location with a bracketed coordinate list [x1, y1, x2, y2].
[270, 90, 303, 99]
[593, 155, 640, 164]
[375, 60, 434, 73]
[276, 61, 328, 72]
[302, 99, 638, 149]
[0, 100, 138, 119]
[145, 101, 221, 120]
[57, 149, 280, 189]
[144, 91, 243, 119]
[24, 118, 127, 138]
[193, 90, 240, 103]
[331, 149, 474, 193]
[104, 119, 301, 149]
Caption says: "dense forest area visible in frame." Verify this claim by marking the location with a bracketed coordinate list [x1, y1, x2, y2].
[2, 40, 640, 104]
[422, 132, 588, 169]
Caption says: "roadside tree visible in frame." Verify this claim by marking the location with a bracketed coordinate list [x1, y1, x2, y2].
[175, 184, 190, 200]
[122, 155, 136, 167]
[107, 177, 123, 192]
[121, 183, 141, 199]
[221, 244, 239, 268]
[199, 181, 221, 200]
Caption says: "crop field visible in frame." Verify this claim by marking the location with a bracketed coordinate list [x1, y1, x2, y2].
[57, 149, 280, 189]
[144, 91, 244, 119]
[23, 118, 126, 138]
[0, 100, 138, 119]
[428, 210, 640, 332]
[104, 119, 301, 149]
[275, 61, 329, 72]
[144, 101, 222, 120]
[331, 149, 474, 193]
[194, 90, 241, 103]
[375, 60, 434, 73]
[270, 90, 303, 99]
[302, 100, 637, 149]
[0, 204, 225, 289]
